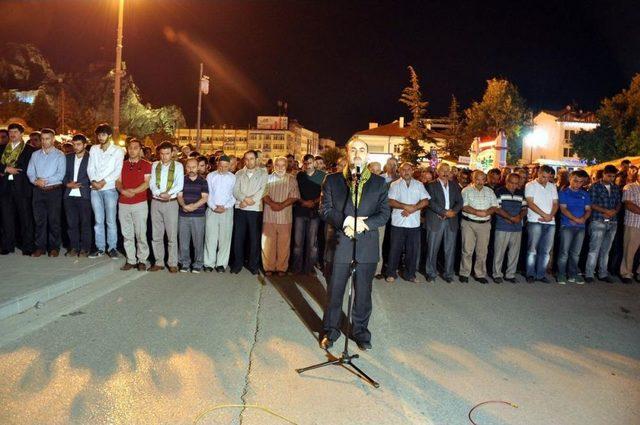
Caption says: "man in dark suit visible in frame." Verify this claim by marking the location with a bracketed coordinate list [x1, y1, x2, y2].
[320, 139, 390, 351]
[424, 162, 463, 282]
[63, 134, 92, 257]
[0, 122, 36, 255]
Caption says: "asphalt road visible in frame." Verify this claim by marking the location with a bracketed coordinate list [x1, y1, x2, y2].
[1, 269, 639, 425]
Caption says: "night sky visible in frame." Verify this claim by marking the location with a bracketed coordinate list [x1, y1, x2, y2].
[1, 0, 638, 143]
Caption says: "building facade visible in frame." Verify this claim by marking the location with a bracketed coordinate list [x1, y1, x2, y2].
[523, 106, 599, 169]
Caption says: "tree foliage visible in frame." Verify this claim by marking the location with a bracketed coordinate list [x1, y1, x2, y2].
[0, 91, 31, 121]
[442, 95, 469, 160]
[398, 66, 428, 164]
[464, 78, 530, 164]
[27, 91, 57, 130]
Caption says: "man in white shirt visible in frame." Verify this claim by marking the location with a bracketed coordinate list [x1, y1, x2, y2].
[231, 150, 267, 274]
[204, 155, 236, 272]
[87, 123, 125, 258]
[385, 162, 430, 283]
[148, 141, 184, 273]
[460, 170, 499, 283]
[524, 164, 559, 283]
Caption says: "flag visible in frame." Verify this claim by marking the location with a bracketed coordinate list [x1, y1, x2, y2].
[200, 76, 210, 94]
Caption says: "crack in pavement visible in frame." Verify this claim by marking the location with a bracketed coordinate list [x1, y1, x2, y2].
[238, 280, 265, 425]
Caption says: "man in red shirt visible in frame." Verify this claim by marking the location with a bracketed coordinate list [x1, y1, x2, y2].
[116, 139, 152, 271]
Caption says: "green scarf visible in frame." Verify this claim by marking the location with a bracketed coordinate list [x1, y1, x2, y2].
[1, 141, 25, 167]
[155, 160, 176, 191]
[343, 163, 372, 207]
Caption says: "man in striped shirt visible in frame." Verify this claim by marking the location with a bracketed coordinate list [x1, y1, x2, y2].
[262, 157, 300, 276]
[492, 173, 527, 283]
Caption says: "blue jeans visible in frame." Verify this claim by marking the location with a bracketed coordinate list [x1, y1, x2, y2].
[585, 221, 617, 278]
[91, 189, 119, 251]
[292, 216, 319, 273]
[526, 223, 555, 279]
[557, 226, 585, 278]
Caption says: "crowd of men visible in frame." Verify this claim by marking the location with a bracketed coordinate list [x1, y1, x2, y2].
[1, 121, 639, 288]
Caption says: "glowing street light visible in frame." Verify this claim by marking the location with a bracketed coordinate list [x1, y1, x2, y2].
[524, 128, 548, 164]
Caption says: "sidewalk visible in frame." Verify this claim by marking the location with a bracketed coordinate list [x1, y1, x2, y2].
[0, 251, 123, 320]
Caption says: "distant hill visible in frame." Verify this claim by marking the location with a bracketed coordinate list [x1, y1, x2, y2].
[0, 42, 185, 138]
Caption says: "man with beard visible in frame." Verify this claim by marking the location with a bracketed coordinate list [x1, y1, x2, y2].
[0, 123, 36, 255]
[320, 138, 390, 351]
[177, 158, 209, 273]
[63, 134, 92, 257]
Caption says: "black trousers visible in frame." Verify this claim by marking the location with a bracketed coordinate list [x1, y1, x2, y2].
[323, 261, 376, 342]
[232, 209, 261, 273]
[64, 196, 93, 252]
[33, 187, 63, 251]
[0, 185, 34, 253]
[386, 225, 421, 279]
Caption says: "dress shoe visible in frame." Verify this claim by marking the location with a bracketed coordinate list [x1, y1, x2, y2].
[459, 276, 469, 283]
[31, 249, 44, 258]
[148, 265, 165, 272]
[78, 250, 89, 258]
[49, 249, 59, 258]
[22, 250, 33, 256]
[320, 336, 333, 350]
[505, 277, 517, 284]
[374, 273, 384, 280]
[539, 277, 551, 284]
[230, 268, 242, 274]
[168, 266, 179, 273]
[264, 271, 273, 277]
[493, 277, 503, 284]
[108, 249, 119, 259]
[249, 269, 259, 275]
[137, 263, 147, 271]
[215, 266, 226, 273]
[385, 276, 395, 283]
[203, 266, 214, 272]
[526, 276, 535, 283]
[65, 249, 78, 257]
[277, 271, 286, 277]
[621, 277, 633, 284]
[0, 249, 14, 255]
[355, 339, 372, 351]
[120, 263, 135, 271]
[476, 277, 489, 284]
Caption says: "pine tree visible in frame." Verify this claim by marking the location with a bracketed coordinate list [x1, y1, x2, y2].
[443, 95, 469, 160]
[27, 91, 57, 130]
[398, 66, 428, 164]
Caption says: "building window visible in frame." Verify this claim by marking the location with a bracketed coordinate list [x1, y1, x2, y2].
[563, 147, 575, 157]
[564, 129, 577, 144]
[393, 145, 402, 154]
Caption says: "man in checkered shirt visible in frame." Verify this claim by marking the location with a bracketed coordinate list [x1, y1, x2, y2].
[621, 177, 640, 283]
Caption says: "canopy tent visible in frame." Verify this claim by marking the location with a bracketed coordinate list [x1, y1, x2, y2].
[584, 156, 640, 174]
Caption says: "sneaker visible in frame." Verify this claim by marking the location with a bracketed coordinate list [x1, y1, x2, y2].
[539, 277, 551, 284]
[65, 248, 78, 257]
[574, 276, 585, 285]
[526, 276, 535, 283]
[584, 277, 595, 283]
[78, 250, 89, 258]
[191, 268, 201, 274]
[600, 275, 616, 284]
[385, 276, 396, 283]
[108, 249, 119, 259]
[556, 275, 567, 285]
[215, 266, 226, 273]
[179, 267, 189, 273]
[89, 250, 105, 258]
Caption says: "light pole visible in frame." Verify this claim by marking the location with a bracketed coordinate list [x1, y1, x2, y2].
[196, 63, 209, 152]
[524, 128, 548, 165]
[113, 0, 125, 139]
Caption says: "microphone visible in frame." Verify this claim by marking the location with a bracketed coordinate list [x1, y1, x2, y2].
[352, 165, 362, 178]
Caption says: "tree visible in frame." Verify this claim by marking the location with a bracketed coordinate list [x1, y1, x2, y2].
[464, 78, 530, 164]
[0, 91, 30, 121]
[27, 91, 57, 130]
[398, 66, 429, 164]
[442, 95, 469, 160]
[321, 146, 343, 167]
[570, 126, 618, 164]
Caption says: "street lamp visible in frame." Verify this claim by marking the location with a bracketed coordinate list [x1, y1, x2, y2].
[524, 128, 548, 164]
[113, 0, 125, 139]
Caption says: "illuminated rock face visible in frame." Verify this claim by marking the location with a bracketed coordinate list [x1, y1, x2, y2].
[0, 43, 186, 138]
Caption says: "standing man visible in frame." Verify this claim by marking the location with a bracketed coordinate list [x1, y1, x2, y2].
[231, 150, 267, 274]
[177, 158, 209, 273]
[63, 134, 92, 257]
[0, 123, 35, 255]
[116, 139, 152, 271]
[381, 157, 399, 183]
[196, 155, 209, 178]
[525, 165, 559, 283]
[385, 162, 430, 283]
[620, 176, 640, 283]
[556, 170, 591, 284]
[424, 163, 463, 283]
[292, 154, 326, 275]
[459, 170, 498, 283]
[586, 165, 621, 283]
[314, 156, 326, 172]
[28, 131, 42, 150]
[204, 155, 236, 273]
[148, 141, 184, 273]
[492, 173, 527, 283]
[27, 128, 66, 257]
[87, 123, 124, 258]
[262, 156, 300, 276]
[320, 139, 390, 350]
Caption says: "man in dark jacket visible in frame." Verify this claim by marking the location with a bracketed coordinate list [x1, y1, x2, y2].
[0, 122, 36, 255]
[63, 134, 92, 257]
[320, 139, 390, 351]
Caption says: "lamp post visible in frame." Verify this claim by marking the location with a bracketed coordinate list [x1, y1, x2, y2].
[524, 128, 548, 165]
[113, 0, 125, 139]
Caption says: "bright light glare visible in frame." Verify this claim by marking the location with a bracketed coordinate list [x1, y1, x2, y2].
[524, 128, 548, 147]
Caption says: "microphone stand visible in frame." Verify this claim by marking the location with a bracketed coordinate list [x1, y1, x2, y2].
[296, 168, 380, 388]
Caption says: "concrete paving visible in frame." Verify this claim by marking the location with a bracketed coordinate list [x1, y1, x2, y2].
[0, 267, 639, 425]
